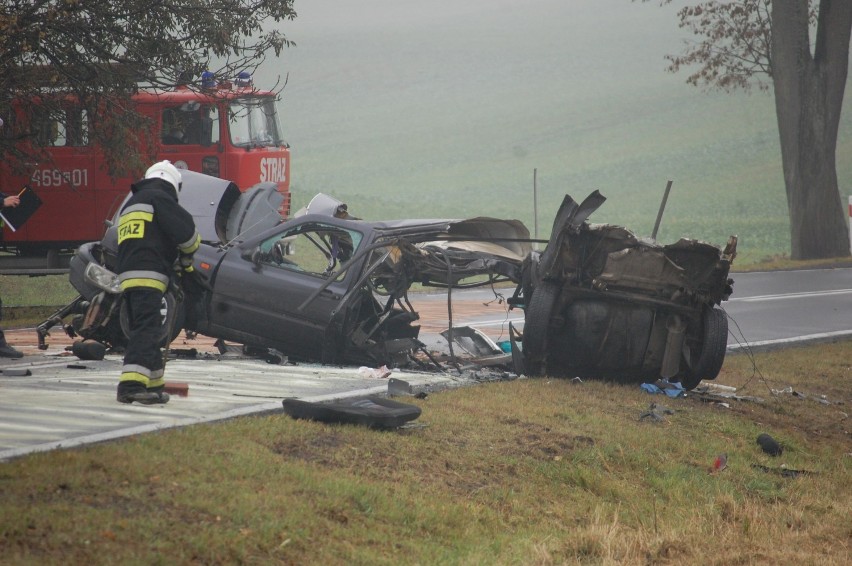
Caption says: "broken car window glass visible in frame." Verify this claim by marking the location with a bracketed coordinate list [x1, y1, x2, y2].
[258, 223, 362, 278]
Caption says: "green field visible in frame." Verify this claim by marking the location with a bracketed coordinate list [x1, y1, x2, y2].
[266, 0, 852, 263]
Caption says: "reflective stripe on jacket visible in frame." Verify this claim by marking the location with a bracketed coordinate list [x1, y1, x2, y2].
[116, 178, 200, 290]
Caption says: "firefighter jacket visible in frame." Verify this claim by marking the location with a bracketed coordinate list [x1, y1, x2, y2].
[116, 178, 200, 293]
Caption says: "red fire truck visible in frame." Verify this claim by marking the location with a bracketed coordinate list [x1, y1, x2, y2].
[0, 72, 291, 270]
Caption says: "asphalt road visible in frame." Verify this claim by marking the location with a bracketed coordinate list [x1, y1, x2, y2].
[1, 267, 849, 462]
[413, 267, 852, 351]
[723, 268, 852, 348]
[0, 352, 469, 462]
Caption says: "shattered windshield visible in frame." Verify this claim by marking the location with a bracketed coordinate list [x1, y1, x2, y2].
[228, 97, 284, 147]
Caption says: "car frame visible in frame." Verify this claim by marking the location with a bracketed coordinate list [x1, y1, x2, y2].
[40, 172, 736, 391]
[518, 191, 737, 389]
[186, 193, 531, 366]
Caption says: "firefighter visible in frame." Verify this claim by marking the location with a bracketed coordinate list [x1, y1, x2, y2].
[0, 190, 23, 358]
[115, 160, 200, 405]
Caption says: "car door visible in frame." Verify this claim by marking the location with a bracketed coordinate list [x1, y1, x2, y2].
[209, 220, 364, 360]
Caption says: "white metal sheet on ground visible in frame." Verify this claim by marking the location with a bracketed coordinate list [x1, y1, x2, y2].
[0, 354, 457, 461]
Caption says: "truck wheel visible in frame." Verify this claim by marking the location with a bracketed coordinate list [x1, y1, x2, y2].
[522, 280, 560, 376]
[120, 291, 185, 347]
[681, 305, 728, 390]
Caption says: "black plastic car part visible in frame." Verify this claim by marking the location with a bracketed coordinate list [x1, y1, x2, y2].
[282, 397, 422, 429]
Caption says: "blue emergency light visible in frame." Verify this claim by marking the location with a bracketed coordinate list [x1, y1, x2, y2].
[201, 71, 216, 89]
[235, 71, 252, 87]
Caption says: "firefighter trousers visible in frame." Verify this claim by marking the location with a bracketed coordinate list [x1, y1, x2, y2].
[118, 288, 166, 393]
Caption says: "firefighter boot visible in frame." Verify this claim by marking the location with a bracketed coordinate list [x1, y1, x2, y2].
[0, 340, 23, 359]
[117, 381, 170, 405]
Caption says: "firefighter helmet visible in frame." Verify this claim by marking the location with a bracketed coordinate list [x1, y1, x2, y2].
[145, 160, 182, 192]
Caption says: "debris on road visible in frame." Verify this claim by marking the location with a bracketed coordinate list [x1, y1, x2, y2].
[164, 382, 190, 397]
[388, 377, 412, 396]
[692, 382, 766, 404]
[640, 379, 686, 398]
[770, 385, 839, 406]
[711, 453, 728, 473]
[71, 340, 106, 361]
[639, 402, 676, 423]
[751, 463, 814, 479]
[757, 433, 783, 456]
[0, 368, 31, 376]
[357, 365, 392, 379]
[282, 397, 422, 429]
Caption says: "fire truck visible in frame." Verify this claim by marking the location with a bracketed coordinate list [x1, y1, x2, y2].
[0, 72, 291, 271]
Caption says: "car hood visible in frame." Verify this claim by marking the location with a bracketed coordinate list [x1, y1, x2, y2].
[177, 170, 284, 244]
[420, 217, 532, 263]
[294, 194, 532, 261]
[103, 170, 284, 253]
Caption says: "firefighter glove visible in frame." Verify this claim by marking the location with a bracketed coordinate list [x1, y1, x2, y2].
[179, 253, 195, 273]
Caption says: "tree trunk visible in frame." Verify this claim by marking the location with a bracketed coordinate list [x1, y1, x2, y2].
[771, 0, 852, 259]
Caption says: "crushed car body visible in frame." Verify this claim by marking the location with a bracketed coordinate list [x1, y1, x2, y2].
[38, 174, 736, 390]
[38, 173, 531, 368]
[518, 191, 737, 389]
[189, 194, 531, 366]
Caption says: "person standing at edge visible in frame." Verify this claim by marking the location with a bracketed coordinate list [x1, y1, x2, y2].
[116, 160, 199, 404]
[0, 188, 23, 359]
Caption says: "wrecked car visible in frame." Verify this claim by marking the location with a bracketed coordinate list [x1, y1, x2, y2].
[38, 175, 735, 390]
[189, 195, 530, 365]
[37, 171, 286, 353]
[516, 191, 737, 389]
[38, 171, 531, 367]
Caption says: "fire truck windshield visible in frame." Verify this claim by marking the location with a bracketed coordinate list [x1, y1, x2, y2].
[228, 97, 284, 148]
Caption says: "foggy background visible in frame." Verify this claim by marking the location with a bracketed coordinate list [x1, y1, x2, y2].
[252, 0, 852, 261]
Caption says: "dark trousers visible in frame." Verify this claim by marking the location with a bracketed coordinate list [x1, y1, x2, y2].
[0, 295, 5, 343]
[119, 289, 166, 392]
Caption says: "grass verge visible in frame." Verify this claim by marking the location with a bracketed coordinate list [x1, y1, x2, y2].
[0, 342, 849, 565]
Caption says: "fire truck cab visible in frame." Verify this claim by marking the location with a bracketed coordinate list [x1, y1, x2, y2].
[0, 72, 291, 269]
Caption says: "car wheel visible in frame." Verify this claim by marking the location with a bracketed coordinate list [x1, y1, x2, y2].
[120, 291, 185, 347]
[522, 280, 561, 376]
[75, 291, 128, 349]
[681, 305, 728, 390]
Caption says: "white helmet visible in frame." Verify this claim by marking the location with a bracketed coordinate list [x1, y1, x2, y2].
[145, 160, 182, 192]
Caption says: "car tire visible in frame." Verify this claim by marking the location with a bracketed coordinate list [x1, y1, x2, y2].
[120, 291, 185, 347]
[681, 305, 728, 390]
[522, 280, 561, 376]
[74, 290, 129, 349]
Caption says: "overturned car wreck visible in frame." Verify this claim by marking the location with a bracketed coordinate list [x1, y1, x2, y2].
[38, 173, 735, 390]
[517, 191, 736, 389]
